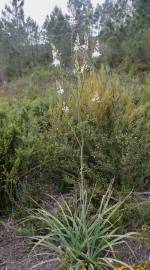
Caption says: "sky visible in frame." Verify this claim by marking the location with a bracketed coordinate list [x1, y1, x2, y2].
[0, 0, 102, 26]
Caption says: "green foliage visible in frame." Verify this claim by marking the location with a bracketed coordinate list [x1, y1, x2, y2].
[94, 0, 150, 71]
[0, 72, 149, 212]
[68, 0, 93, 42]
[30, 182, 135, 270]
[43, 7, 72, 68]
[121, 199, 150, 230]
[1, 0, 25, 76]
[0, 0, 150, 78]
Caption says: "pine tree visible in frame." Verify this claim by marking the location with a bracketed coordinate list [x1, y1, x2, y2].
[93, 0, 131, 67]
[1, 0, 25, 76]
[123, 0, 150, 69]
[25, 16, 40, 66]
[43, 7, 72, 68]
[67, 0, 93, 44]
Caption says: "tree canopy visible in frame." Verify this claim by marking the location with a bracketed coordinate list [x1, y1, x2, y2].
[0, 0, 149, 78]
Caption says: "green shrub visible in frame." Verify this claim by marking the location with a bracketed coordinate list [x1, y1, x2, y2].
[0, 71, 149, 212]
[121, 199, 150, 230]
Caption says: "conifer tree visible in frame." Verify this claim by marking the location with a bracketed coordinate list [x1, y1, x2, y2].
[68, 0, 93, 43]
[1, 0, 25, 76]
[43, 7, 72, 68]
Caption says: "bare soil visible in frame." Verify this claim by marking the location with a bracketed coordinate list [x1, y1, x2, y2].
[0, 226, 63, 270]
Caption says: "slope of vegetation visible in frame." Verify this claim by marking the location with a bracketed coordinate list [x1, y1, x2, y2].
[0, 0, 150, 269]
[0, 70, 149, 212]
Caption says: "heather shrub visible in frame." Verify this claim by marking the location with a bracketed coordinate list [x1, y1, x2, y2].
[0, 71, 149, 212]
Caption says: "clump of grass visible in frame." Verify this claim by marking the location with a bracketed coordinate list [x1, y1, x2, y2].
[30, 181, 136, 270]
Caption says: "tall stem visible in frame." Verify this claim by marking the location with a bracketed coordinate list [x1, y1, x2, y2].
[80, 134, 84, 183]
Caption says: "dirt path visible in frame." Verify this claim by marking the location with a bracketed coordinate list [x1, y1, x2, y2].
[0, 227, 62, 270]
[0, 193, 73, 270]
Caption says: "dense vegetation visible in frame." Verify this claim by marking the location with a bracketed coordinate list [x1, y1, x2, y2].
[0, 69, 149, 212]
[0, 0, 149, 214]
[0, 1, 149, 269]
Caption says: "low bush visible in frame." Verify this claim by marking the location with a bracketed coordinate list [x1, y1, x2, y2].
[0, 71, 149, 212]
[121, 199, 150, 230]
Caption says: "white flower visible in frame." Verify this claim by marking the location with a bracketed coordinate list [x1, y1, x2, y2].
[57, 88, 64, 95]
[92, 50, 101, 58]
[74, 34, 80, 52]
[80, 65, 85, 73]
[92, 40, 101, 58]
[81, 44, 88, 50]
[73, 69, 77, 74]
[93, 28, 99, 36]
[74, 45, 79, 52]
[53, 58, 60, 67]
[56, 81, 64, 95]
[51, 44, 57, 58]
[80, 64, 90, 73]
[51, 44, 60, 66]
[92, 93, 100, 103]
[62, 106, 69, 113]
[62, 102, 69, 113]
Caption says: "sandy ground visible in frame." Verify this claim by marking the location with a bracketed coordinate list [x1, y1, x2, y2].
[0, 227, 63, 270]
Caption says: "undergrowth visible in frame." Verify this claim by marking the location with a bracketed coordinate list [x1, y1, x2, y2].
[0, 70, 149, 212]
